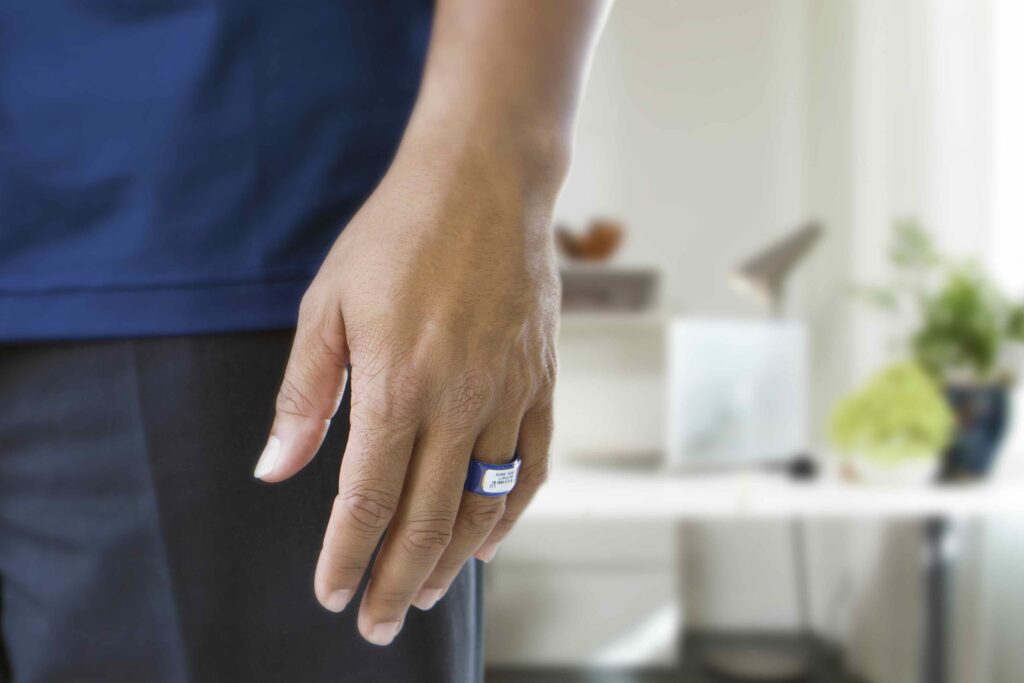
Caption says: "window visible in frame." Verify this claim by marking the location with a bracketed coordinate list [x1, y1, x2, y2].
[989, 0, 1024, 293]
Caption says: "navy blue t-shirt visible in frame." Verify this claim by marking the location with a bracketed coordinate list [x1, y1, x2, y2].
[0, 1, 432, 341]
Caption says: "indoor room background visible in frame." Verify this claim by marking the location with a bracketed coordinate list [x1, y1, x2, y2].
[484, 1, 1024, 682]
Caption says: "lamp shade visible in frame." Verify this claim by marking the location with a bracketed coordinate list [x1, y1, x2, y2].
[732, 222, 823, 315]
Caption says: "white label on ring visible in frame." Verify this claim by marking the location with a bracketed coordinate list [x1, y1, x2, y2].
[481, 462, 520, 494]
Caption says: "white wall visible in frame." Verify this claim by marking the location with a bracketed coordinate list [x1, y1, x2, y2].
[552, 0, 808, 463]
[553, 0, 813, 648]
[495, 0, 817, 668]
[556, 0, 807, 315]
[551, 0, 821, 639]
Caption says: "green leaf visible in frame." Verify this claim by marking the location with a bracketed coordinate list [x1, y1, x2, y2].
[1008, 303, 1024, 342]
[890, 219, 940, 271]
[854, 285, 901, 312]
[912, 269, 1004, 378]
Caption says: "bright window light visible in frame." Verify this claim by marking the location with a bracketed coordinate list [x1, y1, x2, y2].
[990, 0, 1024, 294]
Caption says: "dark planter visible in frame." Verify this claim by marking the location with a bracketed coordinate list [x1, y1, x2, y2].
[940, 385, 1010, 481]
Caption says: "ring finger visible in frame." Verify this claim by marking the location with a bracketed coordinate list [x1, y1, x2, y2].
[411, 409, 522, 610]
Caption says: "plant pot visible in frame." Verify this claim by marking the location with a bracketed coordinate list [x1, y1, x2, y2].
[841, 454, 941, 486]
[1001, 341, 1024, 382]
[940, 384, 1010, 481]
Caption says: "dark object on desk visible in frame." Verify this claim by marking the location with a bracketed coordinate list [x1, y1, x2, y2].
[941, 384, 1009, 480]
[756, 453, 819, 481]
[679, 454, 819, 480]
[784, 454, 819, 480]
[556, 218, 624, 262]
[560, 266, 658, 313]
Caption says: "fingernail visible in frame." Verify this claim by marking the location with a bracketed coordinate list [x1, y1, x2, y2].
[412, 588, 445, 611]
[254, 436, 281, 479]
[476, 543, 500, 563]
[324, 589, 353, 613]
[366, 621, 401, 646]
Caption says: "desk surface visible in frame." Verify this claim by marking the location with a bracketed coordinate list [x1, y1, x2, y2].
[525, 465, 1024, 521]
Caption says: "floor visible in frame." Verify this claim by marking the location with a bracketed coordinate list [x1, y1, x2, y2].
[487, 669, 865, 683]
[487, 632, 871, 683]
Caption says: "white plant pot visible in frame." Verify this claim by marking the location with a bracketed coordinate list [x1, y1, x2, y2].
[1000, 341, 1024, 383]
[842, 454, 941, 487]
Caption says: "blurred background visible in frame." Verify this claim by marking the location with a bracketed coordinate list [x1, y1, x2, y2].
[484, 1, 1024, 682]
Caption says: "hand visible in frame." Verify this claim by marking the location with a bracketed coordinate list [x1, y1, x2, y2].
[254, 130, 563, 646]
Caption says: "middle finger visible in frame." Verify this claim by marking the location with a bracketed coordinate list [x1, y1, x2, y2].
[356, 425, 471, 645]
[411, 409, 522, 609]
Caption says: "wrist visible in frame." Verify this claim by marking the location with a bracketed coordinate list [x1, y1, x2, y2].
[399, 105, 572, 199]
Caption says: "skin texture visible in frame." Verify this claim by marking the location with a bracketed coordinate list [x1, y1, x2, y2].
[254, 0, 611, 646]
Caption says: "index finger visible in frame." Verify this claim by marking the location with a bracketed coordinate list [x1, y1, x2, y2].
[312, 375, 420, 614]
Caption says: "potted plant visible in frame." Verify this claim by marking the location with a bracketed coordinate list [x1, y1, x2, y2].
[858, 222, 1024, 479]
[829, 362, 955, 485]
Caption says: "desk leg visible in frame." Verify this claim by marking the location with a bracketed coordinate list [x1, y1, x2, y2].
[922, 517, 951, 683]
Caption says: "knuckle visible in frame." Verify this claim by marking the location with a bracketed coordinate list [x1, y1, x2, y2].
[522, 459, 550, 489]
[432, 557, 464, 575]
[535, 380, 556, 406]
[309, 321, 346, 370]
[324, 550, 369, 577]
[398, 516, 455, 558]
[276, 375, 320, 418]
[298, 295, 343, 356]
[334, 486, 398, 536]
[538, 348, 559, 392]
[352, 384, 421, 430]
[391, 370, 431, 414]
[441, 367, 496, 427]
[401, 353, 436, 386]
[344, 428, 408, 475]
[319, 548, 372, 585]
[463, 500, 505, 535]
[502, 369, 533, 411]
[371, 586, 411, 610]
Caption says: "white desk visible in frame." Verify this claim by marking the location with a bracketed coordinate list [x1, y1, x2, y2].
[524, 464, 1024, 683]
[526, 466, 1024, 520]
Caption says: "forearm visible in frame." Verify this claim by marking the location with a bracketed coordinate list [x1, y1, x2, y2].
[402, 0, 612, 186]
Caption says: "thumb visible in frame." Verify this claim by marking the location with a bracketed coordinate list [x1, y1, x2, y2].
[255, 291, 349, 482]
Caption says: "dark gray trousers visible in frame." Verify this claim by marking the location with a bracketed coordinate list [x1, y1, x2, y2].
[0, 332, 481, 683]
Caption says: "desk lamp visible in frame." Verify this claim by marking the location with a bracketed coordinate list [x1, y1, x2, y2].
[731, 222, 823, 316]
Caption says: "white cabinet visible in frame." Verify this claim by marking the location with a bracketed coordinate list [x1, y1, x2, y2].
[484, 520, 681, 667]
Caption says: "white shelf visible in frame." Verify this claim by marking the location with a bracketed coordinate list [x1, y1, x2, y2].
[524, 464, 1024, 521]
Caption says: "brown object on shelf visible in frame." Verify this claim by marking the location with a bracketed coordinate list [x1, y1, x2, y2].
[556, 218, 624, 262]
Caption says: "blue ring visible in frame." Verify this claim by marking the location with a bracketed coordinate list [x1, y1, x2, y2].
[464, 452, 522, 497]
